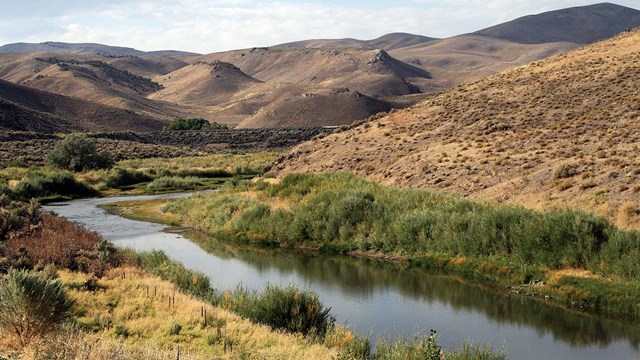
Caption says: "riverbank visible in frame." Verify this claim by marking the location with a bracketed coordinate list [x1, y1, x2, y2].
[110, 172, 640, 321]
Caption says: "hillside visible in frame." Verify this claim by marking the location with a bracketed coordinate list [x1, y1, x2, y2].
[0, 79, 167, 132]
[0, 98, 77, 132]
[107, 56, 189, 78]
[237, 89, 392, 128]
[273, 28, 640, 229]
[389, 34, 577, 92]
[0, 53, 192, 121]
[150, 61, 263, 105]
[193, 47, 430, 97]
[475, 3, 640, 44]
[276, 32, 436, 51]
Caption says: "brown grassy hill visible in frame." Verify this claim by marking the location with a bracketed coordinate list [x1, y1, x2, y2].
[192, 47, 430, 96]
[273, 28, 640, 229]
[390, 35, 577, 92]
[276, 33, 436, 51]
[237, 88, 392, 128]
[0, 53, 190, 120]
[150, 61, 263, 105]
[107, 56, 189, 78]
[0, 79, 166, 132]
[0, 98, 77, 132]
[475, 3, 640, 44]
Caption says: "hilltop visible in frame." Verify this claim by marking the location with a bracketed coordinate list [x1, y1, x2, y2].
[475, 2, 640, 44]
[272, 28, 640, 229]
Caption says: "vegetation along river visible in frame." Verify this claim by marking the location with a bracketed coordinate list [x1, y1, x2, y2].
[44, 193, 640, 360]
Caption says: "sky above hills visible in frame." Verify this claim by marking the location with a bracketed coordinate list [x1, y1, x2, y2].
[1, 1, 638, 53]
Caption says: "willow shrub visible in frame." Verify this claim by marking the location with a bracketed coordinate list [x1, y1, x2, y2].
[13, 171, 97, 200]
[165, 172, 640, 281]
[222, 284, 335, 337]
[0, 269, 74, 346]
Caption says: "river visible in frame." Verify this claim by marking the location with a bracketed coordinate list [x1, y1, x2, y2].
[44, 194, 640, 359]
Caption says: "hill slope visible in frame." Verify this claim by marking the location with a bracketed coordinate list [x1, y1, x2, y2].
[192, 47, 430, 97]
[475, 3, 640, 44]
[0, 79, 167, 132]
[276, 32, 436, 51]
[273, 28, 640, 228]
[237, 89, 392, 128]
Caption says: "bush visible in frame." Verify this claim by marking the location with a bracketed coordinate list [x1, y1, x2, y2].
[554, 163, 579, 179]
[0, 268, 74, 346]
[223, 284, 335, 337]
[146, 176, 205, 192]
[137, 250, 217, 302]
[163, 117, 228, 131]
[12, 171, 98, 200]
[46, 134, 114, 171]
[105, 168, 152, 188]
[5, 213, 110, 276]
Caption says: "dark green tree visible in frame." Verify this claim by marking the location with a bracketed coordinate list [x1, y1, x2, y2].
[164, 117, 228, 131]
[46, 134, 114, 171]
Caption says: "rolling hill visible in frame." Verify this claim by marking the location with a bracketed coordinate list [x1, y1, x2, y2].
[272, 28, 640, 229]
[237, 89, 392, 128]
[475, 2, 640, 44]
[0, 3, 638, 131]
[0, 79, 167, 132]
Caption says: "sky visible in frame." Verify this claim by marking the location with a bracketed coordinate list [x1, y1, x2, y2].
[0, 1, 638, 54]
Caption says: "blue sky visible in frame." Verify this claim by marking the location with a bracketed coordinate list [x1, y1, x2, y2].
[0, 1, 638, 53]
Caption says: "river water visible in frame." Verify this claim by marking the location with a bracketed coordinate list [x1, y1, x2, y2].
[44, 194, 640, 359]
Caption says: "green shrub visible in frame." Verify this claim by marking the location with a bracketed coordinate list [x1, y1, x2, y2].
[114, 325, 130, 338]
[554, 163, 579, 179]
[12, 171, 97, 200]
[223, 284, 334, 337]
[168, 321, 182, 335]
[163, 117, 228, 131]
[46, 134, 114, 172]
[137, 250, 217, 302]
[0, 268, 74, 346]
[146, 176, 205, 192]
[164, 172, 640, 283]
[105, 168, 153, 188]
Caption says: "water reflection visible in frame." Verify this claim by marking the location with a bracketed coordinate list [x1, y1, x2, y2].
[187, 231, 640, 350]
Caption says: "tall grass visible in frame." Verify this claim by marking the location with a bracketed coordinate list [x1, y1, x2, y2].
[146, 176, 205, 193]
[166, 172, 640, 280]
[12, 171, 97, 200]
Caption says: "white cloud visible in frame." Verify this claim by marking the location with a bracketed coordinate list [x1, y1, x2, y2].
[0, 0, 639, 53]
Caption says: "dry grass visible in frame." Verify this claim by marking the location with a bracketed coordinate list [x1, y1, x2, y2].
[19, 267, 340, 360]
[274, 29, 640, 229]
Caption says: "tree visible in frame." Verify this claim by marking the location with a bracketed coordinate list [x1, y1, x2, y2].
[0, 269, 74, 346]
[46, 134, 114, 171]
[163, 117, 228, 131]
